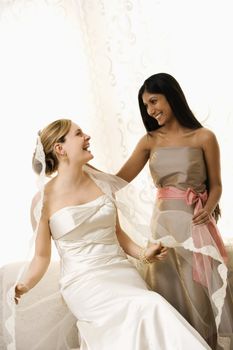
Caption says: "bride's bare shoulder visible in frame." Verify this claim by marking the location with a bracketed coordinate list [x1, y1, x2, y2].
[30, 179, 56, 227]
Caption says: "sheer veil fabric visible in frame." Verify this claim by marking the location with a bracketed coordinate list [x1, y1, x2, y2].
[4, 139, 231, 350]
[5, 136, 46, 349]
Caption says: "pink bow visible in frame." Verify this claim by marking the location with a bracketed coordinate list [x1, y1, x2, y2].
[185, 187, 208, 215]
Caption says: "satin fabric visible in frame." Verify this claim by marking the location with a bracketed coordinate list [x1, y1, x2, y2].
[146, 147, 233, 350]
[49, 193, 210, 350]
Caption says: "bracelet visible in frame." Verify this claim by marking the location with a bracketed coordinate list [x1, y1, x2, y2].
[139, 247, 151, 265]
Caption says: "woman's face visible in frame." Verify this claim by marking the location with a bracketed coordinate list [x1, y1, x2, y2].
[60, 122, 93, 164]
[142, 91, 174, 126]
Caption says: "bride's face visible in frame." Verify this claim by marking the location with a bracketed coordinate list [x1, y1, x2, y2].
[62, 122, 93, 164]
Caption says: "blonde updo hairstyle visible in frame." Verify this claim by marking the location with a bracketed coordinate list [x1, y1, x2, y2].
[32, 119, 72, 176]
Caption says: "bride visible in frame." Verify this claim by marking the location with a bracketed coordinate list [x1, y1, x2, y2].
[14, 119, 211, 349]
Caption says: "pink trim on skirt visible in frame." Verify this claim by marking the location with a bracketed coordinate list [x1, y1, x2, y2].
[157, 186, 228, 287]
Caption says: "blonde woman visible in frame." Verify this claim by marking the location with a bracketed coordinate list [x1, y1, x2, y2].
[14, 119, 210, 350]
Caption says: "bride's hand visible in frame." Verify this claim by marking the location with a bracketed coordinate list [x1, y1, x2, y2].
[145, 242, 168, 263]
[15, 283, 29, 304]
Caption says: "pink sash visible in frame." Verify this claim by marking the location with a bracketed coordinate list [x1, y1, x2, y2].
[157, 186, 227, 287]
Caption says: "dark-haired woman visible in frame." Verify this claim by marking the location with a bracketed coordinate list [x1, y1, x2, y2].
[116, 73, 232, 349]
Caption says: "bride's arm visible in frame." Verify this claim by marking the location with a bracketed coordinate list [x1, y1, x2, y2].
[14, 197, 51, 304]
[115, 215, 167, 263]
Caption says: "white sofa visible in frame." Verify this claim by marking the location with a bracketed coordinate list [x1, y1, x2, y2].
[0, 261, 80, 350]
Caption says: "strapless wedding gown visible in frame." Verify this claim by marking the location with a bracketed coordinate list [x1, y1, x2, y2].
[49, 193, 210, 350]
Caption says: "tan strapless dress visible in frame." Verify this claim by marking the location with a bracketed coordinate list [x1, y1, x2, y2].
[146, 147, 232, 350]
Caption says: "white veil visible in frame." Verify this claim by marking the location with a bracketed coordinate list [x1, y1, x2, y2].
[3, 137, 232, 349]
[84, 165, 232, 349]
[5, 136, 46, 350]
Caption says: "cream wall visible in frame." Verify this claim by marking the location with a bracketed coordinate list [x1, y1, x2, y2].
[0, 0, 232, 266]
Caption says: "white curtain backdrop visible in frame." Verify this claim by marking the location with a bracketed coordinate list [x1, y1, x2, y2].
[0, 0, 232, 267]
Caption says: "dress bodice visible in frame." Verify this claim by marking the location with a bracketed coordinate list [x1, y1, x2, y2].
[49, 195, 125, 280]
[49, 194, 115, 241]
[149, 147, 207, 192]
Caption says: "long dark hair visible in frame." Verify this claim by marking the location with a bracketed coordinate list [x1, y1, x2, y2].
[138, 73, 203, 132]
[138, 73, 220, 221]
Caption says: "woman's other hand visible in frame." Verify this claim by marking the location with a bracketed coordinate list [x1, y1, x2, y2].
[192, 208, 211, 225]
[145, 242, 168, 263]
[14, 283, 29, 304]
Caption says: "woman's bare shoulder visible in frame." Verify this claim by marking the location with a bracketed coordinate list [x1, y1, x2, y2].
[31, 179, 55, 220]
[197, 127, 217, 144]
[137, 131, 159, 151]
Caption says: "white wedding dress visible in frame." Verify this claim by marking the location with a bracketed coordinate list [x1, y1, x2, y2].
[49, 192, 211, 350]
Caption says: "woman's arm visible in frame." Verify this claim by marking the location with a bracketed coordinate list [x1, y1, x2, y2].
[15, 197, 51, 304]
[193, 129, 222, 225]
[86, 135, 151, 182]
[116, 135, 151, 182]
[115, 215, 167, 262]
